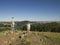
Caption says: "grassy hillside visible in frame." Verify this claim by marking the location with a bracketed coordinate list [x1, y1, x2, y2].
[0, 30, 60, 45]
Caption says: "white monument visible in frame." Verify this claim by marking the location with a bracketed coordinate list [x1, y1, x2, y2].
[27, 23, 31, 32]
[11, 17, 15, 30]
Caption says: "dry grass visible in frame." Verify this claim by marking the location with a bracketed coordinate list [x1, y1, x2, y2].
[0, 30, 60, 45]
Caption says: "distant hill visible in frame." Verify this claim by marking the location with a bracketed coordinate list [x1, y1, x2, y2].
[0, 21, 60, 24]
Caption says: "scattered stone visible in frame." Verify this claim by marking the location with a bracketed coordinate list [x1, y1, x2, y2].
[4, 40, 8, 44]
[11, 37, 15, 40]
[16, 33, 19, 35]
[40, 38, 43, 42]
[8, 41, 11, 44]
[19, 36, 21, 38]
[11, 31, 14, 34]
[9, 43, 12, 45]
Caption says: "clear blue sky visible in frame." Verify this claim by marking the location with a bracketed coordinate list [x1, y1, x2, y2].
[0, 0, 60, 21]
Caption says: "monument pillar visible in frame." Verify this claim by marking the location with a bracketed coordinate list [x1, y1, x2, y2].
[27, 23, 31, 33]
[11, 17, 15, 30]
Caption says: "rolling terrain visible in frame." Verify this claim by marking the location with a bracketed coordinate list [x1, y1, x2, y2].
[0, 30, 60, 45]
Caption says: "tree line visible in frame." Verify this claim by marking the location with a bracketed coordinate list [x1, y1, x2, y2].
[0, 21, 60, 32]
[17, 22, 60, 32]
[30, 22, 60, 32]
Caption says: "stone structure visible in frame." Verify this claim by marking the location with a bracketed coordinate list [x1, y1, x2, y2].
[11, 17, 15, 30]
[27, 23, 31, 33]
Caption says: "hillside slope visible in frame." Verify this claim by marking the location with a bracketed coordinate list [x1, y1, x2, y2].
[0, 30, 60, 45]
[14, 31, 60, 45]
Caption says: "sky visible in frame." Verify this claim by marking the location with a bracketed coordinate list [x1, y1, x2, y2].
[0, 0, 60, 21]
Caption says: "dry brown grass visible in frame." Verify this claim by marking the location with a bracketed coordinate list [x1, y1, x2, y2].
[0, 30, 60, 45]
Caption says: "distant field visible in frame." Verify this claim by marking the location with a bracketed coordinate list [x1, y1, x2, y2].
[0, 30, 60, 45]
